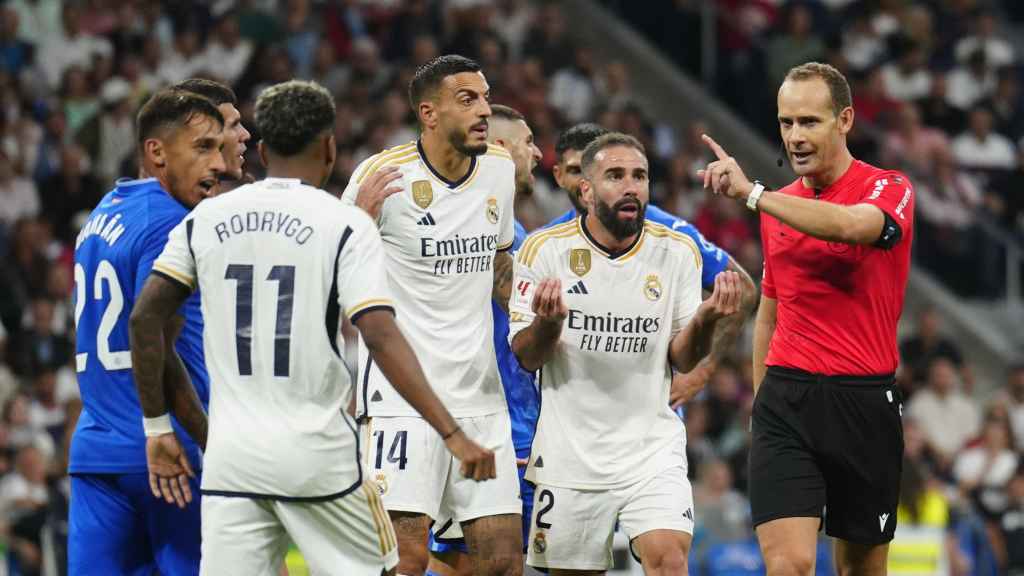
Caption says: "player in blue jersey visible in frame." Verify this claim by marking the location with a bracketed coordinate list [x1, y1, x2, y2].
[426, 104, 543, 576]
[69, 89, 226, 575]
[547, 123, 757, 406]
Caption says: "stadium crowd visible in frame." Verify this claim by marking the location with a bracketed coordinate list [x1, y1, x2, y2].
[0, 0, 1018, 574]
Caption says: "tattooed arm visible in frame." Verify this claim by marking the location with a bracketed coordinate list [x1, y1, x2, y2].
[129, 274, 199, 507]
[492, 250, 514, 313]
[162, 314, 208, 449]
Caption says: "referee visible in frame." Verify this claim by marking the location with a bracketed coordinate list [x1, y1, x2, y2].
[699, 62, 914, 575]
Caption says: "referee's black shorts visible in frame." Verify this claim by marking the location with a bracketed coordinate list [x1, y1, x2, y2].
[749, 366, 904, 545]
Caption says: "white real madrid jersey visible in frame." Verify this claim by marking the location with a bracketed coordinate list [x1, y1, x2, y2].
[341, 141, 516, 418]
[509, 217, 703, 490]
[153, 178, 393, 498]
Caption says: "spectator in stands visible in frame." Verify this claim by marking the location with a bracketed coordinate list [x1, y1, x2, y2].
[12, 298, 70, 377]
[694, 195, 753, 256]
[764, 3, 824, 90]
[954, 10, 1015, 70]
[998, 468, 1024, 576]
[953, 408, 1018, 521]
[881, 102, 950, 176]
[4, 393, 54, 462]
[907, 357, 981, 476]
[946, 48, 997, 111]
[917, 72, 966, 135]
[28, 369, 64, 448]
[158, 25, 202, 86]
[37, 143, 103, 245]
[900, 307, 967, 390]
[200, 11, 254, 86]
[84, 77, 135, 189]
[1, 219, 49, 331]
[841, 12, 886, 72]
[852, 66, 900, 128]
[987, 68, 1024, 141]
[36, 2, 111, 90]
[996, 364, 1024, 453]
[880, 37, 933, 102]
[693, 458, 751, 550]
[548, 46, 597, 124]
[685, 401, 715, 482]
[1, 444, 49, 576]
[0, 148, 38, 230]
[951, 106, 1017, 172]
[0, 7, 31, 77]
[60, 66, 99, 140]
[704, 362, 744, 443]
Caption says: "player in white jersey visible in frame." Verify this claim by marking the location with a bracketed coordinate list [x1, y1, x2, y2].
[509, 133, 742, 575]
[128, 80, 495, 576]
[342, 55, 523, 576]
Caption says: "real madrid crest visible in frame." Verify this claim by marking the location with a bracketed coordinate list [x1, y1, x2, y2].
[486, 197, 499, 224]
[412, 180, 432, 209]
[644, 274, 663, 301]
[374, 472, 389, 496]
[533, 531, 547, 554]
[570, 248, 591, 277]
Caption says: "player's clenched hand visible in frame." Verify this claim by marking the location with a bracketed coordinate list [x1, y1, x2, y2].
[696, 134, 754, 200]
[698, 271, 742, 324]
[444, 429, 496, 481]
[146, 433, 195, 509]
[531, 278, 568, 325]
[355, 165, 403, 221]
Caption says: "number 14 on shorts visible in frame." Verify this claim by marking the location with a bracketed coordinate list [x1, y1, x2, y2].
[373, 430, 409, 470]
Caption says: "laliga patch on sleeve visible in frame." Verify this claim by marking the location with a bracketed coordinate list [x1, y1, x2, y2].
[511, 264, 538, 311]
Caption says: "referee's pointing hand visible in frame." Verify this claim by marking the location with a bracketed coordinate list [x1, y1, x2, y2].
[697, 135, 755, 201]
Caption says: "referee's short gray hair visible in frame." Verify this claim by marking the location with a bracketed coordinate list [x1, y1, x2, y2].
[255, 80, 336, 157]
[580, 132, 646, 177]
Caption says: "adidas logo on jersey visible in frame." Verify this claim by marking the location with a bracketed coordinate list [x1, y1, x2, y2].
[566, 281, 588, 295]
[683, 508, 694, 521]
[416, 213, 437, 226]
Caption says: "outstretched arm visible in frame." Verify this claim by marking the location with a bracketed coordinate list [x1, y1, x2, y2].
[129, 274, 197, 508]
[492, 250, 514, 313]
[511, 278, 567, 372]
[698, 134, 888, 245]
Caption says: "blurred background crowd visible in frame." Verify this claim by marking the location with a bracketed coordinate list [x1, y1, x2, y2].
[0, 0, 1019, 574]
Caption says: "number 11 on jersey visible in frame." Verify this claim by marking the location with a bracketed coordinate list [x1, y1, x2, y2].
[224, 263, 296, 377]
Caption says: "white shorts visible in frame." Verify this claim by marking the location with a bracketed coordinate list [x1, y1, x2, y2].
[526, 465, 694, 571]
[362, 412, 521, 523]
[200, 482, 397, 576]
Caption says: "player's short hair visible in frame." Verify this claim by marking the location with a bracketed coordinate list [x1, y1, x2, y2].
[489, 104, 524, 123]
[173, 78, 237, 106]
[784, 62, 852, 117]
[408, 54, 481, 110]
[556, 123, 609, 162]
[136, 89, 224, 146]
[580, 132, 645, 176]
[255, 80, 336, 157]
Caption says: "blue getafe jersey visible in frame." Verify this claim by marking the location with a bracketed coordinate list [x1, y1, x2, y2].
[70, 178, 208, 474]
[495, 221, 538, 454]
[544, 205, 730, 290]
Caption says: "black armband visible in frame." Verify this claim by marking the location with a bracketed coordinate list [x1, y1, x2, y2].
[872, 211, 903, 249]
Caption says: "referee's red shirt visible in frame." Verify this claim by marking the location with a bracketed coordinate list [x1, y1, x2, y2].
[760, 159, 914, 376]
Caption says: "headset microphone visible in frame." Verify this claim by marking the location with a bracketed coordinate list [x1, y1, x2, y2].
[777, 144, 786, 168]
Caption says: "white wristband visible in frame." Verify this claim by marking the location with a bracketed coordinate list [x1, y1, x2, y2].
[143, 414, 174, 437]
[746, 182, 766, 211]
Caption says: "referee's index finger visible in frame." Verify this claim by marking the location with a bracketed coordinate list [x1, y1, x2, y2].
[701, 134, 730, 161]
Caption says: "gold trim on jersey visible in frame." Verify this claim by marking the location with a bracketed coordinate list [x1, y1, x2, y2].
[578, 217, 647, 263]
[486, 143, 513, 160]
[346, 298, 394, 319]
[152, 264, 196, 291]
[361, 481, 396, 554]
[452, 158, 482, 192]
[362, 417, 374, 470]
[518, 220, 578, 267]
[643, 221, 703, 269]
[355, 143, 417, 184]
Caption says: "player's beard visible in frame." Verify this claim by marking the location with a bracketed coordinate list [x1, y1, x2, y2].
[568, 186, 587, 213]
[595, 196, 645, 240]
[448, 125, 487, 156]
